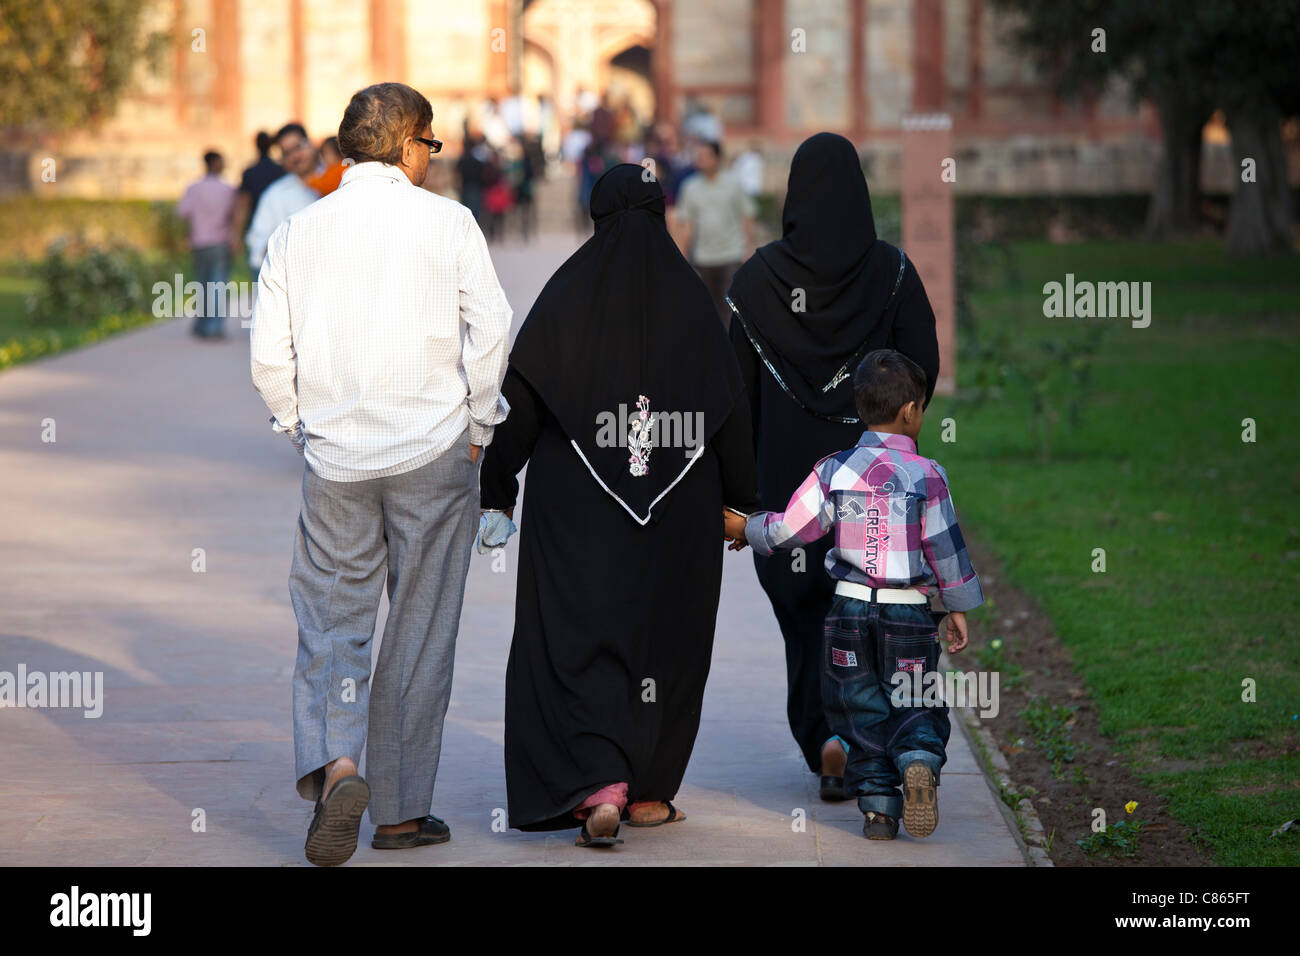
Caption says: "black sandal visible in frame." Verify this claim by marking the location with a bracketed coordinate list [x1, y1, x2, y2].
[624, 800, 684, 828]
[304, 774, 370, 867]
[819, 775, 849, 801]
[575, 820, 624, 847]
[371, 814, 451, 849]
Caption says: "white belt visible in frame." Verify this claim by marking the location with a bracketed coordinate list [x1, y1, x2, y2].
[835, 581, 928, 604]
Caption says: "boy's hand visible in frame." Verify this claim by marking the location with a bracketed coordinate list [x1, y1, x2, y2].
[723, 509, 748, 550]
[944, 611, 968, 654]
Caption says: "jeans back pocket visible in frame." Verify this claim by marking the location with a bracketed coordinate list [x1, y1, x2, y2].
[824, 618, 870, 686]
[877, 624, 939, 686]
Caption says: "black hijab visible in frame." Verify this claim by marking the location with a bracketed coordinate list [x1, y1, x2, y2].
[509, 163, 743, 525]
[726, 132, 907, 421]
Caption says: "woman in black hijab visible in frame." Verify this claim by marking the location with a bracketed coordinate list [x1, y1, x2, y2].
[725, 132, 940, 799]
[480, 163, 757, 847]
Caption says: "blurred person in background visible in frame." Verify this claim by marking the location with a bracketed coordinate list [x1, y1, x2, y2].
[245, 122, 321, 272]
[233, 131, 284, 262]
[457, 130, 489, 225]
[177, 150, 237, 339]
[513, 135, 542, 243]
[482, 148, 513, 243]
[307, 136, 346, 196]
[562, 121, 594, 233]
[674, 140, 755, 327]
[732, 139, 765, 199]
[643, 125, 678, 208]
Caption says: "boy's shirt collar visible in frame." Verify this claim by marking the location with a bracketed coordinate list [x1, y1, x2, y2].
[857, 430, 917, 454]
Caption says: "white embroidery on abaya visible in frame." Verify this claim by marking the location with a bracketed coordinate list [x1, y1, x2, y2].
[627, 394, 655, 476]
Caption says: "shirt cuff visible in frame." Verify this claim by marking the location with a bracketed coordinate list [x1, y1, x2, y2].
[270, 416, 306, 454]
[468, 421, 494, 448]
[939, 575, 985, 613]
[744, 513, 774, 556]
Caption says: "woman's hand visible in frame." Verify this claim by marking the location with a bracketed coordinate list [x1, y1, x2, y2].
[723, 509, 748, 550]
[477, 510, 517, 553]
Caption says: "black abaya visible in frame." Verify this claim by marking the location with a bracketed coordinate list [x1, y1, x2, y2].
[725, 133, 940, 772]
[479, 165, 757, 830]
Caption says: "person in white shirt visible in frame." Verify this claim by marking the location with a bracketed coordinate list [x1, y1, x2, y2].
[244, 122, 320, 271]
[250, 82, 512, 866]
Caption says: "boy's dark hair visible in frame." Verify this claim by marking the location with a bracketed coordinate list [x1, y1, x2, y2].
[254, 131, 273, 155]
[853, 349, 927, 425]
[202, 150, 222, 171]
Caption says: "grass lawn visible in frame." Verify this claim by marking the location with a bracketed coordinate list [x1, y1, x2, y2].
[927, 239, 1299, 865]
[0, 268, 39, 340]
[0, 255, 255, 370]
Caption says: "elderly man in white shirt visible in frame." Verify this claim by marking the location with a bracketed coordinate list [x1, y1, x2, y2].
[250, 82, 512, 866]
[244, 122, 320, 271]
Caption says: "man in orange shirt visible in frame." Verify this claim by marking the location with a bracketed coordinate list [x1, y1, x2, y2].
[308, 136, 346, 195]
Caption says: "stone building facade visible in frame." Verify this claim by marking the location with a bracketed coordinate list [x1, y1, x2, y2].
[11, 0, 1234, 199]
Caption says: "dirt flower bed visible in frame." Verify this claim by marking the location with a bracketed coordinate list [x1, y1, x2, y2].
[960, 538, 1210, 866]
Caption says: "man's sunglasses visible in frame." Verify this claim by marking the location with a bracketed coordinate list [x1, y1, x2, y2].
[415, 136, 443, 156]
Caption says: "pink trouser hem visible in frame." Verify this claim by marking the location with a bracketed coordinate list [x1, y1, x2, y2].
[572, 782, 629, 819]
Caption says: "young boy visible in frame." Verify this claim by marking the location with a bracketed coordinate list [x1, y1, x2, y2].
[724, 349, 983, 840]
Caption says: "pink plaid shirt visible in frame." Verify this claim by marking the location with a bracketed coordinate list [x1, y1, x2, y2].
[744, 431, 984, 612]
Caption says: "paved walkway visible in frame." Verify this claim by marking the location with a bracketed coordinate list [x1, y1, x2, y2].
[0, 233, 1024, 866]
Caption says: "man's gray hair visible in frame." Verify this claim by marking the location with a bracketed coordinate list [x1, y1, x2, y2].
[338, 82, 433, 166]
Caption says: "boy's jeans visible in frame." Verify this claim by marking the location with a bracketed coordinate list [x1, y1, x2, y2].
[822, 594, 949, 819]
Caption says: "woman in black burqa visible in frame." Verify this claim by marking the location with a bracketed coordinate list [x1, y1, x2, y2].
[725, 132, 940, 799]
[479, 163, 757, 847]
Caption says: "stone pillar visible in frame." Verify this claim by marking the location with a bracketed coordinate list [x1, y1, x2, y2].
[369, 0, 407, 83]
[901, 113, 954, 395]
[290, 0, 305, 122]
[654, 0, 675, 125]
[214, 0, 242, 145]
[967, 0, 982, 119]
[911, 0, 943, 112]
[486, 0, 510, 96]
[851, 0, 867, 137]
[755, 0, 784, 138]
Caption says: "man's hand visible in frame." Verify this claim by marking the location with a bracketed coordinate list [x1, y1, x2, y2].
[470, 443, 482, 463]
[944, 611, 969, 654]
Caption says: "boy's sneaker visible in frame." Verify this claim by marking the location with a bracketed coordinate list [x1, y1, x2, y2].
[862, 811, 898, 840]
[901, 762, 939, 838]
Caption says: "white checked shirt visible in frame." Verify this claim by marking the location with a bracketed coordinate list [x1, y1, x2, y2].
[250, 161, 512, 482]
[244, 172, 319, 270]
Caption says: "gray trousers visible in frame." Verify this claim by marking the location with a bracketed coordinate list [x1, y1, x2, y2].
[290, 429, 478, 825]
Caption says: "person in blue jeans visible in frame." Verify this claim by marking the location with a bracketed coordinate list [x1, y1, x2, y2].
[726, 349, 984, 840]
[177, 150, 236, 339]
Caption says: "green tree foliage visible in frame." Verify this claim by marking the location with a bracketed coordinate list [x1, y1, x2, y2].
[0, 0, 168, 132]
[991, 0, 1298, 253]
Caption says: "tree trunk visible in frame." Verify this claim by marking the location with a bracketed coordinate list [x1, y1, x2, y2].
[1226, 102, 1295, 257]
[1145, 87, 1206, 239]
